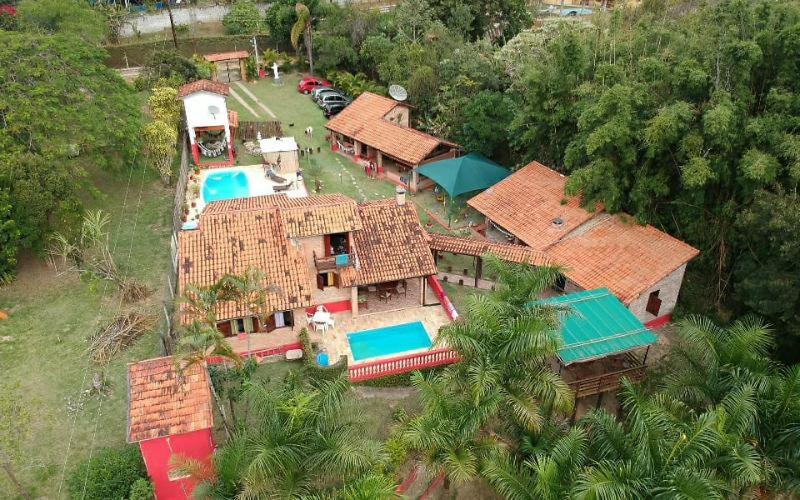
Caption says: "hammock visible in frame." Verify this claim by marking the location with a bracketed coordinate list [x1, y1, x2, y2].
[198, 140, 226, 158]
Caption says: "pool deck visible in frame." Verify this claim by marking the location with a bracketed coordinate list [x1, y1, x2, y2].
[309, 305, 452, 365]
[184, 164, 308, 227]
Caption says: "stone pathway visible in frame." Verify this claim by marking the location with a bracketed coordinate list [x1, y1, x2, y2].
[229, 88, 261, 119]
[234, 81, 277, 119]
[333, 155, 368, 201]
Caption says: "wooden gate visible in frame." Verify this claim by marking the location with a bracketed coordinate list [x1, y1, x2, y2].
[215, 59, 242, 83]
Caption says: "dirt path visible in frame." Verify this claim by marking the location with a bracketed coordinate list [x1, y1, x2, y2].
[234, 81, 277, 119]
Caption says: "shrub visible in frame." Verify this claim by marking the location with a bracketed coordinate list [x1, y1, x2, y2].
[128, 478, 154, 500]
[140, 50, 201, 90]
[0, 189, 20, 285]
[384, 436, 408, 473]
[223, 0, 263, 35]
[67, 446, 146, 500]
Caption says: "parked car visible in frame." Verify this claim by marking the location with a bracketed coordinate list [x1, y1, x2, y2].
[298, 77, 331, 94]
[318, 94, 351, 107]
[312, 87, 345, 102]
[323, 102, 348, 118]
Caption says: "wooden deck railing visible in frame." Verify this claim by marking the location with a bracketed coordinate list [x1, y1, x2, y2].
[348, 348, 460, 382]
[568, 364, 646, 398]
[313, 251, 352, 272]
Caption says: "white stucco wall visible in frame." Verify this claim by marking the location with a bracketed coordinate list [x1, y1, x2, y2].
[182, 92, 230, 141]
[627, 264, 688, 323]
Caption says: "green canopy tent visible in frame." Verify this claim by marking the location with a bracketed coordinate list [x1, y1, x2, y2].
[416, 153, 511, 198]
[537, 288, 658, 365]
[416, 153, 510, 226]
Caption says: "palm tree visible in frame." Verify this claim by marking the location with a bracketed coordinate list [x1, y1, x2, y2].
[180, 282, 230, 328]
[176, 321, 242, 438]
[173, 376, 387, 498]
[291, 3, 314, 75]
[435, 255, 573, 432]
[572, 378, 765, 499]
[401, 371, 501, 490]
[662, 316, 800, 495]
[481, 425, 589, 500]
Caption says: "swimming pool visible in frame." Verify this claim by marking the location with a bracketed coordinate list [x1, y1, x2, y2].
[347, 321, 432, 362]
[202, 170, 250, 203]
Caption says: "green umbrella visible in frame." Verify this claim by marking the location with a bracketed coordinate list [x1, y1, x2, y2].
[416, 153, 510, 198]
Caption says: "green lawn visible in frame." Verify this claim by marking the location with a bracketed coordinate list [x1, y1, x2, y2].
[227, 74, 457, 224]
[0, 167, 173, 498]
[441, 282, 492, 315]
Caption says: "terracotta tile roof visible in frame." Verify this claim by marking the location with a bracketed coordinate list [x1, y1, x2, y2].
[178, 207, 314, 323]
[325, 92, 450, 165]
[427, 233, 552, 267]
[278, 196, 362, 238]
[204, 51, 249, 62]
[228, 110, 239, 129]
[468, 161, 600, 250]
[204, 194, 362, 237]
[342, 200, 438, 286]
[548, 214, 700, 304]
[127, 357, 213, 443]
[177, 79, 230, 98]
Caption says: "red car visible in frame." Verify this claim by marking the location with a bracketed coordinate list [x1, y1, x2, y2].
[297, 77, 331, 94]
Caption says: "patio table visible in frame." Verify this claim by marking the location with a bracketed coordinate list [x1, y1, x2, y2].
[312, 310, 332, 332]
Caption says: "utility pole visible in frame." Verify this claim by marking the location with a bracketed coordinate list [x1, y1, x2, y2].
[165, 0, 179, 49]
[252, 35, 261, 78]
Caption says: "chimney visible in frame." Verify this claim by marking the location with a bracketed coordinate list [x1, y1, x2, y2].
[395, 185, 406, 206]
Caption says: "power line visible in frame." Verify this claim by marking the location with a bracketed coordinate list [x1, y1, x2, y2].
[56, 160, 137, 495]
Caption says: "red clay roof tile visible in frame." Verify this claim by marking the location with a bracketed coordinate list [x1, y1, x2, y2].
[325, 92, 449, 165]
[177, 79, 230, 98]
[127, 357, 213, 442]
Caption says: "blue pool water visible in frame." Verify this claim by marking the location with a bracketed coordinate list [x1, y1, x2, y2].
[202, 170, 250, 203]
[347, 321, 432, 362]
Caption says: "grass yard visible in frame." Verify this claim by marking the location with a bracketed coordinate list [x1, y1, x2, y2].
[226, 74, 455, 231]
[441, 282, 491, 314]
[0, 166, 173, 498]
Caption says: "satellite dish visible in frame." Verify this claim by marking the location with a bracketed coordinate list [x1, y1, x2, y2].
[208, 105, 220, 118]
[388, 84, 408, 102]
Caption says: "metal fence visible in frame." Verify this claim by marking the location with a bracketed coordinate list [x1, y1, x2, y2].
[159, 134, 190, 356]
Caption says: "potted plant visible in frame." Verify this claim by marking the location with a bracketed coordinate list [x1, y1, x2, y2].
[190, 183, 200, 200]
[193, 165, 200, 175]
[358, 294, 368, 310]
[181, 202, 189, 215]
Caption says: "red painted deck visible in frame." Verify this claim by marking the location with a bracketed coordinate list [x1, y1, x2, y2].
[348, 348, 460, 382]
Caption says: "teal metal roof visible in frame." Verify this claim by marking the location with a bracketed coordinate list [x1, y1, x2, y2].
[416, 153, 510, 198]
[538, 288, 657, 365]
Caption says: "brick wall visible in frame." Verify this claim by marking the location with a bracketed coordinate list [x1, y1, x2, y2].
[627, 264, 687, 323]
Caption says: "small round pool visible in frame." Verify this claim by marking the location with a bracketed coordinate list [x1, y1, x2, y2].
[202, 170, 250, 203]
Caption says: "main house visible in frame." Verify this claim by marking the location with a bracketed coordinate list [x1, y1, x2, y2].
[177, 188, 452, 364]
[468, 161, 700, 327]
[325, 92, 458, 193]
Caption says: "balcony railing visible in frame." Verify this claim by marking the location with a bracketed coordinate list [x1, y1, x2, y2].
[314, 252, 352, 272]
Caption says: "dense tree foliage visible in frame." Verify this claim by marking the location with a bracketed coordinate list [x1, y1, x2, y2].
[66, 446, 147, 500]
[222, 0, 264, 36]
[0, 26, 141, 264]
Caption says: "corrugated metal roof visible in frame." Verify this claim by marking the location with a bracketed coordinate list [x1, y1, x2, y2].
[538, 288, 657, 365]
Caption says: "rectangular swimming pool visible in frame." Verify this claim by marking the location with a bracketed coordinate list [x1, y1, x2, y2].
[347, 321, 432, 362]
